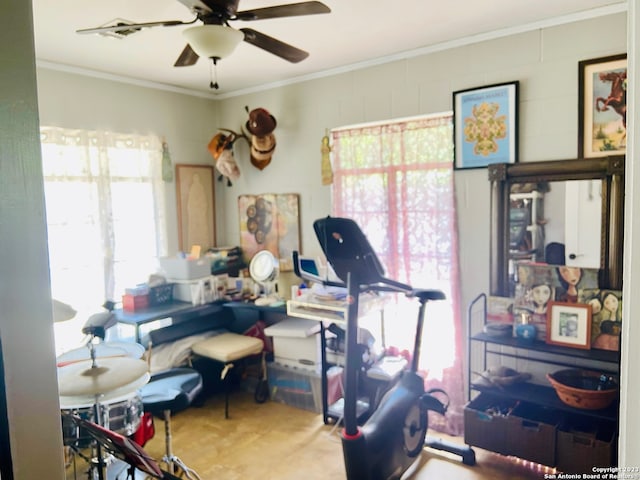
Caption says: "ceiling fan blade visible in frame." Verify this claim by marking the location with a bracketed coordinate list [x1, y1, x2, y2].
[240, 28, 309, 63]
[174, 44, 200, 67]
[76, 19, 189, 35]
[236, 1, 330, 21]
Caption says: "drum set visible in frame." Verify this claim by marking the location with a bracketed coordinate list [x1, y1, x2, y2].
[57, 322, 150, 479]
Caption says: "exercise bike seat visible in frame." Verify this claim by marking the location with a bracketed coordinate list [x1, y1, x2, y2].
[411, 289, 446, 302]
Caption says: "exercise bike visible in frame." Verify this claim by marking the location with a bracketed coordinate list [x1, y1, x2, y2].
[300, 217, 475, 480]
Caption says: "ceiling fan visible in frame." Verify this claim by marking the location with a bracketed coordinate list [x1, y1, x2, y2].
[77, 0, 331, 86]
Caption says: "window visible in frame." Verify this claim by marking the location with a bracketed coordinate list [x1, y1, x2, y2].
[41, 127, 168, 353]
[331, 113, 464, 434]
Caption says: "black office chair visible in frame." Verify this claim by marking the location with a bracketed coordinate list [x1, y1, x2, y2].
[140, 367, 203, 480]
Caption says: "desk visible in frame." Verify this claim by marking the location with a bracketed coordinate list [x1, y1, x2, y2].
[113, 301, 225, 344]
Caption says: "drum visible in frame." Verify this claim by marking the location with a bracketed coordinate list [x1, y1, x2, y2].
[61, 391, 143, 447]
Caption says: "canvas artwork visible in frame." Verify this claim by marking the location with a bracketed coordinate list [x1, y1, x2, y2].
[487, 296, 514, 324]
[578, 288, 622, 351]
[513, 262, 599, 341]
[238, 193, 300, 272]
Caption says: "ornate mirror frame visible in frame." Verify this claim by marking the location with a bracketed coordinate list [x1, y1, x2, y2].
[488, 155, 625, 296]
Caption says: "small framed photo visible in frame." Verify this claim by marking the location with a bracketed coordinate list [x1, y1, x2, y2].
[578, 54, 627, 158]
[453, 81, 519, 170]
[546, 301, 592, 349]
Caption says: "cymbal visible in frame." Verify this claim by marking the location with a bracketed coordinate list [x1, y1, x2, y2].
[57, 341, 145, 367]
[59, 372, 150, 409]
[57, 357, 149, 397]
[52, 299, 77, 322]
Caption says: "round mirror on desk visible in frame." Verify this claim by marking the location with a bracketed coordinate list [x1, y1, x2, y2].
[249, 250, 279, 305]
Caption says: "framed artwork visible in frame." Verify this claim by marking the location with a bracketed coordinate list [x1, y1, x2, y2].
[546, 301, 592, 349]
[578, 54, 627, 158]
[453, 81, 519, 170]
[578, 288, 622, 351]
[175, 164, 216, 252]
[238, 193, 300, 272]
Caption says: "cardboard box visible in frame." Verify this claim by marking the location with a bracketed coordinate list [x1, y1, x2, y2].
[556, 418, 616, 473]
[506, 402, 559, 467]
[158, 257, 211, 280]
[264, 318, 321, 371]
[464, 393, 515, 455]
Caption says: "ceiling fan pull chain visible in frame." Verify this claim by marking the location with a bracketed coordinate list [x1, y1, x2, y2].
[210, 58, 220, 90]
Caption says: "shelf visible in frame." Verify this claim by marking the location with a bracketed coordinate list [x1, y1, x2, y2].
[470, 382, 619, 422]
[286, 292, 385, 324]
[472, 332, 619, 364]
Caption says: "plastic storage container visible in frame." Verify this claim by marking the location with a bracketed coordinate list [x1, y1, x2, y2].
[264, 318, 321, 371]
[158, 257, 211, 280]
[267, 362, 322, 413]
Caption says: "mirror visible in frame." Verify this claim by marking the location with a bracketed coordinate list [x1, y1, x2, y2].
[249, 250, 280, 302]
[489, 156, 625, 296]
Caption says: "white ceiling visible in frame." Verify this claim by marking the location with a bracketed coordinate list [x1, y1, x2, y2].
[32, 0, 627, 99]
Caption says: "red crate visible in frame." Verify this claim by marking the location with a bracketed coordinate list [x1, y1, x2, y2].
[122, 293, 149, 312]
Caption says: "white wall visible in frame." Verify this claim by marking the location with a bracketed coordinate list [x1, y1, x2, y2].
[215, 13, 627, 316]
[0, 2, 66, 478]
[620, 0, 639, 465]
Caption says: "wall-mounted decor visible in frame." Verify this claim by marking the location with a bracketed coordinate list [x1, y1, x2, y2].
[238, 193, 300, 272]
[175, 164, 216, 252]
[578, 54, 627, 158]
[453, 81, 519, 170]
[546, 301, 592, 349]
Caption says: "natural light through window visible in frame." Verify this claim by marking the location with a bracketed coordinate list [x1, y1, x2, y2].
[41, 127, 168, 354]
[330, 113, 460, 378]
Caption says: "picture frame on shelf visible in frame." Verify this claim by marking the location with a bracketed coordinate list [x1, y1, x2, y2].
[453, 81, 519, 170]
[175, 164, 216, 252]
[546, 301, 592, 349]
[578, 53, 627, 158]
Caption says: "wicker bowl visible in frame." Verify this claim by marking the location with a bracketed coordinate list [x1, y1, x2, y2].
[546, 369, 618, 410]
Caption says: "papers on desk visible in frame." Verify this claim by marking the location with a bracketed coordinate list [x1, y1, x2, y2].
[309, 283, 347, 301]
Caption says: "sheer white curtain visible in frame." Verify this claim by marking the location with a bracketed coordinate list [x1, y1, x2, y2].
[331, 113, 465, 434]
[41, 127, 168, 353]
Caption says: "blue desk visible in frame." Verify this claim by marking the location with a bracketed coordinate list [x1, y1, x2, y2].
[113, 301, 226, 344]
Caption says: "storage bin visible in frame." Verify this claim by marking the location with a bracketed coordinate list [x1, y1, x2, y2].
[172, 277, 216, 304]
[267, 362, 322, 413]
[464, 393, 516, 455]
[158, 257, 211, 280]
[556, 417, 616, 473]
[264, 318, 321, 371]
[149, 283, 174, 306]
[122, 293, 149, 312]
[506, 402, 559, 467]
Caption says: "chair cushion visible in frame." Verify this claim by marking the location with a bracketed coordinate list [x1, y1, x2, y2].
[141, 367, 203, 414]
[192, 332, 263, 363]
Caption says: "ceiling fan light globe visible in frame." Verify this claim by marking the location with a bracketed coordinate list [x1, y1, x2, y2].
[183, 25, 244, 59]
